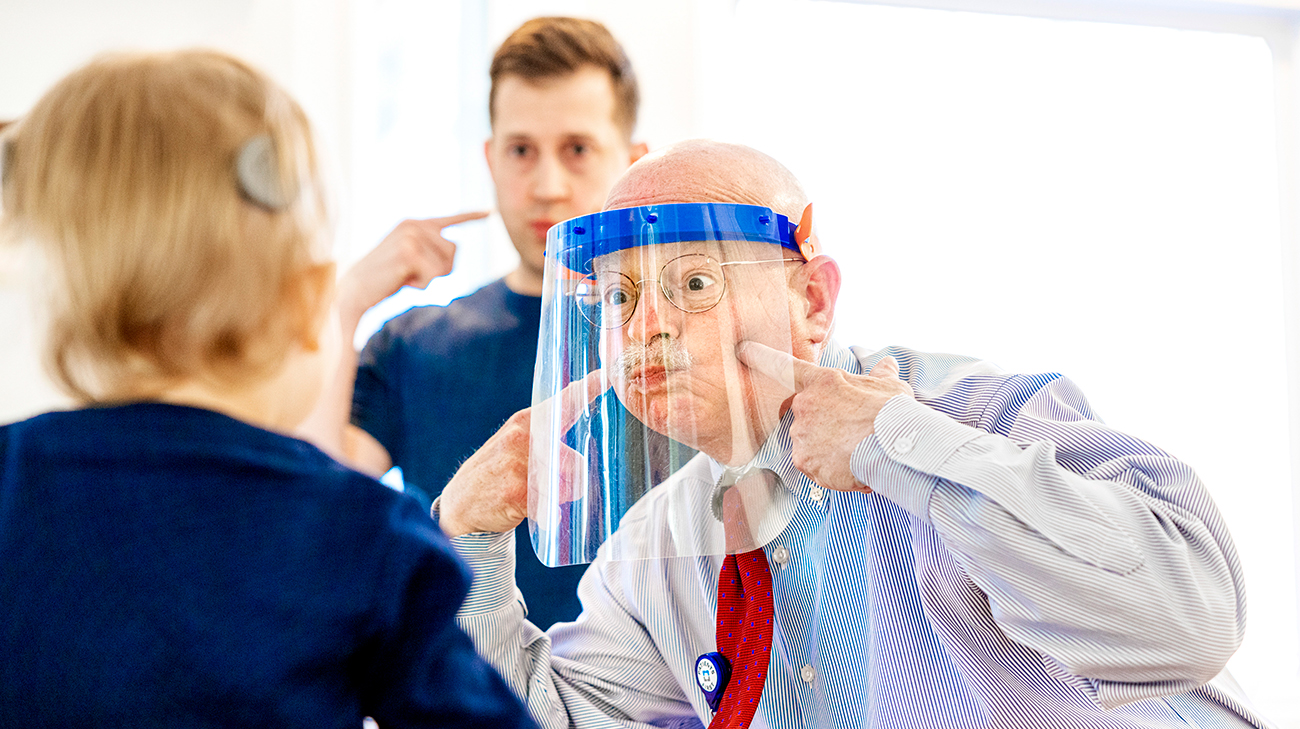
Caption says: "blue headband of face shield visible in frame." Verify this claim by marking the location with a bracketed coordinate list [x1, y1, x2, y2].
[551, 203, 803, 274]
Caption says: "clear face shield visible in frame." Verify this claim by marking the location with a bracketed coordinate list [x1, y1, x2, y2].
[529, 203, 819, 566]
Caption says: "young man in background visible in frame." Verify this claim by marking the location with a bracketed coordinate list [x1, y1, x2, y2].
[304, 17, 648, 630]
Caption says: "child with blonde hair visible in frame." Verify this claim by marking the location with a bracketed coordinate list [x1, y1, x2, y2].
[0, 49, 535, 728]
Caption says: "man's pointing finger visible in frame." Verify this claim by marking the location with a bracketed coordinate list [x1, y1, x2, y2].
[425, 210, 490, 230]
[555, 369, 608, 433]
[867, 355, 901, 380]
[736, 341, 819, 393]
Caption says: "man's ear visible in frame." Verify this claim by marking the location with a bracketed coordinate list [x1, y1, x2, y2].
[629, 141, 649, 165]
[294, 262, 337, 352]
[795, 255, 840, 345]
[483, 139, 497, 182]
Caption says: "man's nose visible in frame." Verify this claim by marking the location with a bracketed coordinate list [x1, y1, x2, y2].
[531, 151, 570, 202]
[626, 283, 682, 342]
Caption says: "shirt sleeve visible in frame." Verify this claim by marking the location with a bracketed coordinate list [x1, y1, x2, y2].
[451, 529, 703, 729]
[361, 497, 538, 728]
[848, 374, 1247, 710]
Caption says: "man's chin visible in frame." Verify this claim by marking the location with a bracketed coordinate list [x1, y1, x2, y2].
[631, 400, 703, 446]
[612, 378, 699, 431]
[506, 229, 547, 267]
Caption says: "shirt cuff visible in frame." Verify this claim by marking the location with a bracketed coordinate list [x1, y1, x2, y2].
[451, 529, 518, 616]
[849, 395, 984, 521]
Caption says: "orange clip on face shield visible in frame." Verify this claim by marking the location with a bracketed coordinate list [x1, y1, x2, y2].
[794, 203, 819, 261]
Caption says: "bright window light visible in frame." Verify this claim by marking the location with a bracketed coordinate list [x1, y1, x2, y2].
[347, 0, 514, 348]
[708, 0, 1296, 721]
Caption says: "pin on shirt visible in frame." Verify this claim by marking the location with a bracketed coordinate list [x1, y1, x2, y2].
[695, 651, 732, 712]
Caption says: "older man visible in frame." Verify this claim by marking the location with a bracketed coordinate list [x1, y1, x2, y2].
[436, 141, 1273, 728]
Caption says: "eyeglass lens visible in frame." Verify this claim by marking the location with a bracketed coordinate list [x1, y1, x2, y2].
[576, 254, 727, 328]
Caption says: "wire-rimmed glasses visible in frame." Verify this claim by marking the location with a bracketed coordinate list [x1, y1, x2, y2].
[575, 253, 800, 329]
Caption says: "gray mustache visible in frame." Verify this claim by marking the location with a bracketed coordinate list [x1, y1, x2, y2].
[616, 337, 693, 380]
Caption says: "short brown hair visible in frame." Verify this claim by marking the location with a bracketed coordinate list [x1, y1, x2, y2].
[489, 17, 639, 139]
[0, 50, 332, 402]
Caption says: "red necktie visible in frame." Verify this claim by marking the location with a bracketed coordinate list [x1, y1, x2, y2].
[709, 548, 774, 729]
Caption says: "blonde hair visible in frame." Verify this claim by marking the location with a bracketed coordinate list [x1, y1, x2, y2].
[0, 49, 332, 402]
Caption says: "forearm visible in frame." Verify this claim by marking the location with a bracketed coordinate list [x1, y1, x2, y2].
[295, 299, 392, 475]
[296, 336, 359, 458]
[451, 530, 696, 729]
[852, 390, 1245, 695]
[295, 291, 363, 451]
[452, 530, 581, 728]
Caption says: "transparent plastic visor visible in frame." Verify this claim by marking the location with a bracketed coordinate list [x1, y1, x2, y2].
[529, 203, 809, 566]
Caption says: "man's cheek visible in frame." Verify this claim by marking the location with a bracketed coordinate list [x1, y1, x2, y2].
[602, 339, 634, 409]
[598, 332, 619, 374]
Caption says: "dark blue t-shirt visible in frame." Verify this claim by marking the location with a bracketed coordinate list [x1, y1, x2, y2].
[0, 403, 534, 729]
[352, 279, 588, 629]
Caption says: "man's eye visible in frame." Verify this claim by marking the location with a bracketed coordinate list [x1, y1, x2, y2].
[509, 144, 531, 158]
[604, 286, 632, 306]
[564, 143, 593, 161]
[686, 274, 718, 292]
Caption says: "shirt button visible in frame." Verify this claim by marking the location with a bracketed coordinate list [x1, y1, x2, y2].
[809, 486, 824, 502]
[800, 664, 815, 684]
[772, 545, 790, 566]
[894, 436, 914, 454]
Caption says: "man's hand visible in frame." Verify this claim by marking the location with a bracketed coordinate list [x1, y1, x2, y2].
[737, 342, 914, 492]
[438, 371, 606, 537]
[296, 212, 487, 467]
[336, 212, 489, 335]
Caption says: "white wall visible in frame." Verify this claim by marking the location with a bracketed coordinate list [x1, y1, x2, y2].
[0, 0, 352, 142]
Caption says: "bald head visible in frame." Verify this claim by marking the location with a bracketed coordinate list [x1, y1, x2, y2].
[604, 140, 808, 220]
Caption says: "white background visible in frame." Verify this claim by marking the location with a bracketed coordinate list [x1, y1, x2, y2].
[1, 0, 1296, 724]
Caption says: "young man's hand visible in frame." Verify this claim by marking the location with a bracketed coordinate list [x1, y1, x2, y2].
[337, 212, 488, 336]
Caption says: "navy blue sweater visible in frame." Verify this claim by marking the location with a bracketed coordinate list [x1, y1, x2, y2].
[0, 403, 535, 729]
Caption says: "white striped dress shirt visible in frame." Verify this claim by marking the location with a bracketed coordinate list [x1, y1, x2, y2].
[452, 344, 1276, 728]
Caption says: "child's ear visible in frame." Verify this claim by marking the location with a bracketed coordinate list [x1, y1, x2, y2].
[292, 262, 336, 352]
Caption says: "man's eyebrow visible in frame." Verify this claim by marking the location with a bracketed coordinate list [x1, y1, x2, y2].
[562, 133, 601, 146]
